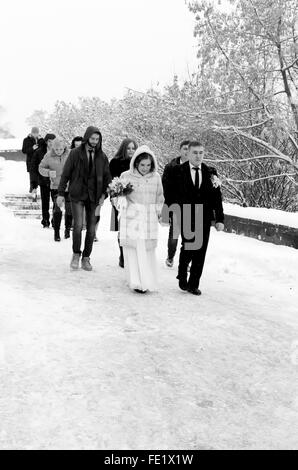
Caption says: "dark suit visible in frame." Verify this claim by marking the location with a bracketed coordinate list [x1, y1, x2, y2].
[170, 161, 224, 290]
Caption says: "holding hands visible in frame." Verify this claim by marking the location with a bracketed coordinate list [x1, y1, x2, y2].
[95, 194, 105, 216]
[56, 196, 65, 208]
[215, 222, 225, 232]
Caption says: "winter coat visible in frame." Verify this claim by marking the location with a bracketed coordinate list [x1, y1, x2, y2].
[58, 126, 111, 205]
[118, 145, 165, 250]
[162, 156, 181, 206]
[109, 157, 131, 178]
[39, 148, 70, 190]
[22, 135, 41, 172]
[31, 142, 50, 187]
[109, 156, 131, 231]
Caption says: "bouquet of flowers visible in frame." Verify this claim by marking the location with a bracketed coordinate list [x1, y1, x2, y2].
[210, 174, 222, 189]
[108, 177, 134, 198]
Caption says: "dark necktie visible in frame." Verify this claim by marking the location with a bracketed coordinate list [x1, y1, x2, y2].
[88, 150, 93, 174]
[193, 167, 201, 189]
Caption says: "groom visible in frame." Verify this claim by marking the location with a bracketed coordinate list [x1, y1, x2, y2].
[57, 126, 111, 271]
[170, 141, 224, 295]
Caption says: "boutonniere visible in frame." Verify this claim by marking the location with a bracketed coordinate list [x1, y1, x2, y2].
[210, 174, 222, 188]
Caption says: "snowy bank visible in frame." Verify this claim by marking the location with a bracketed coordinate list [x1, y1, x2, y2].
[224, 203, 298, 229]
[0, 138, 22, 151]
[0, 160, 27, 196]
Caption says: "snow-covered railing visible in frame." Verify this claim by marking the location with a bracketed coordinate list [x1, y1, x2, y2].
[224, 203, 298, 249]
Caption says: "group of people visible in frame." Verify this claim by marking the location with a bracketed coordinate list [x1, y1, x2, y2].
[22, 126, 225, 296]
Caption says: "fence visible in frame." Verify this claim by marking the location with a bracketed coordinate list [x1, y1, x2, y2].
[224, 214, 298, 249]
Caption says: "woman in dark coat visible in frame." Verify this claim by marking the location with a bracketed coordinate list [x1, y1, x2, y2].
[109, 138, 137, 267]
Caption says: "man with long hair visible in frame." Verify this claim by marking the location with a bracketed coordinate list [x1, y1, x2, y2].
[57, 126, 111, 271]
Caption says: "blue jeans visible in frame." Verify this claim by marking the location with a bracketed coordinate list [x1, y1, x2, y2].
[71, 199, 98, 258]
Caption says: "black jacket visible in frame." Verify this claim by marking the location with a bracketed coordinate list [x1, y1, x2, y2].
[58, 126, 111, 205]
[162, 157, 181, 206]
[109, 157, 131, 178]
[31, 141, 50, 186]
[169, 161, 224, 226]
[22, 135, 40, 172]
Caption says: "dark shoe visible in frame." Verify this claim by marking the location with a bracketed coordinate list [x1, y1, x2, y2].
[54, 232, 61, 242]
[179, 279, 188, 291]
[43, 222, 50, 228]
[81, 257, 92, 271]
[64, 228, 71, 239]
[187, 287, 202, 296]
[134, 289, 147, 294]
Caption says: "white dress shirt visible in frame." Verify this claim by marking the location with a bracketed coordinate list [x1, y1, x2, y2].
[189, 162, 202, 188]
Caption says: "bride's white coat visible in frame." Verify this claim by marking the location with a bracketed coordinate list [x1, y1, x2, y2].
[118, 145, 165, 291]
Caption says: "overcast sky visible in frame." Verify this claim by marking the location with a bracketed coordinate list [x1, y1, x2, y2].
[0, 0, 198, 137]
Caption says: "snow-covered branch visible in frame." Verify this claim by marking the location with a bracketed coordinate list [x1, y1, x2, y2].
[225, 173, 296, 184]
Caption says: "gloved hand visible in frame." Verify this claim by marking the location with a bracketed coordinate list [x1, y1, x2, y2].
[56, 196, 65, 208]
[49, 170, 57, 178]
[215, 222, 225, 232]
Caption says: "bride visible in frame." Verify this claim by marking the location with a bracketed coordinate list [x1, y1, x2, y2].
[116, 145, 164, 294]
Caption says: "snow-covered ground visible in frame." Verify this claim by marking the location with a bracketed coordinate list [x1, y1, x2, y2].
[1, 160, 298, 450]
[0, 159, 27, 196]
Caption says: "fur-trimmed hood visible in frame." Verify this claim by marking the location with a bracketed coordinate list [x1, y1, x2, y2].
[129, 145, 158, 175]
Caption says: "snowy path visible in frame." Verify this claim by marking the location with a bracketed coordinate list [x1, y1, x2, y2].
[1, 163, 298, 449]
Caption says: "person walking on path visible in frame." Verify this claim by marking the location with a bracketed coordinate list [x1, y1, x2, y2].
[31, 133, 56, 228]
[162, 140, 189, 268]
[170, 141, 225, 296]
[56, 126, 111, 271]
[109, 138, 138, 267]
[39, 137, 72, 241]
[116, 145, 164, 294]
[22, 127, 42, 197]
